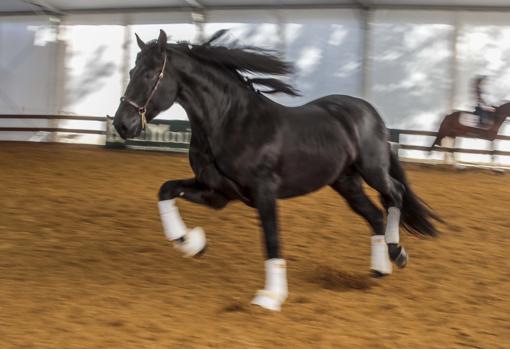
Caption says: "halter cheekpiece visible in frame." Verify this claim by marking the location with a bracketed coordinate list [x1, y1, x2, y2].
[120, 52, 168, 130]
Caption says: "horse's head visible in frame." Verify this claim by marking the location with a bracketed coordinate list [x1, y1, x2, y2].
[113, 30, 178, 139]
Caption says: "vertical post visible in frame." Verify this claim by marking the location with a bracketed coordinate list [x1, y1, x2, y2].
[360, 8, 372, 100]
[48, 16, 62, 114]
[50, 15, 64, 142]
[449, 12, 460, 112]
[121, 13, 132, 93]
[106, 13, 132, 147]
[446, 13, 460, 165]
[191, 10, 206, 44]
[275, 10, 286, 58]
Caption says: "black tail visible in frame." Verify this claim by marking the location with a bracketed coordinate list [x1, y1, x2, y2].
[389, 152, 443, 236]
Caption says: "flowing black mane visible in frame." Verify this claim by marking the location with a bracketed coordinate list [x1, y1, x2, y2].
[166, 30, 300, 96]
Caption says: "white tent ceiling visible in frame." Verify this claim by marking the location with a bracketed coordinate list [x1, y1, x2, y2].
[1, 0, 510, 14]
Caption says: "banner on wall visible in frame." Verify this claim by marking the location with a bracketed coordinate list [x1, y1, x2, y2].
[106, 116, 191, 152]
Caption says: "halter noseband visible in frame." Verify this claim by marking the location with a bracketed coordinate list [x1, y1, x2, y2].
[120, 52, 168, 130]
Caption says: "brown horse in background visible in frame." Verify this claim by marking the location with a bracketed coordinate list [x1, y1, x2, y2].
[430, 102, 510, 161]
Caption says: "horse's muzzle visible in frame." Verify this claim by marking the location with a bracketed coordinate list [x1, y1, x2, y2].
[113, 111, 143, 140]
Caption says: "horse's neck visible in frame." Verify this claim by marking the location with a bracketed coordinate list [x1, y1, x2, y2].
[496, 102, 510, 125]
[175, 65, 252, 136]
[174, 63, 257, 157]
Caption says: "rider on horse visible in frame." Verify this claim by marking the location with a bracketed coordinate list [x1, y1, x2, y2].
[473, 75, 496, 127]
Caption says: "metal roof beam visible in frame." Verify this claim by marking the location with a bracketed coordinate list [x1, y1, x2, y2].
[183, 0, 204, 9]
[4, 2, 510, 16]
[352, 0, 370, 11]
[21, 0, 64, 15]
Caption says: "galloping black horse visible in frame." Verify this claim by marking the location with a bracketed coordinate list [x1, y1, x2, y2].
[113, 30, 441, 311]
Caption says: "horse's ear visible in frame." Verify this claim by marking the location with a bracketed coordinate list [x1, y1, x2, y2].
[135, 33, 145, 50]
[158, 29, 167, 51]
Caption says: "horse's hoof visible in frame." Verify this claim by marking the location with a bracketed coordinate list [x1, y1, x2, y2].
[193, 243, 207, 258]
[371, 270, 390, 278]
[393, 247, 408, 269]
[388, 244, 408, 269]
[251, 290, 287, 311]
[174, 227, 207, 258]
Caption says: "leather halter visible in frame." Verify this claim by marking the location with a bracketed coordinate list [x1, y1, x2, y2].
[120, 52, 167, 130]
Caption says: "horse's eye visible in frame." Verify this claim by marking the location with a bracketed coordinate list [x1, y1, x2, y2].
[145, 72, 155, 80]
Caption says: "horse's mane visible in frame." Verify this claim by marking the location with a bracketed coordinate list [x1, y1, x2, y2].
[168, 30, 300, 97]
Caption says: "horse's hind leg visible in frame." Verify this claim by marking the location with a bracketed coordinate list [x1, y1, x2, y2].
[331, 174, 384, 235]
[357, 157, 409, 272]
[330, 173, 392, 276]
[158, 178, 229, 257]
[441, 137, 456, 164]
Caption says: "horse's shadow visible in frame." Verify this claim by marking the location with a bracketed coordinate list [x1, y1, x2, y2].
[303, 265, 376, 291]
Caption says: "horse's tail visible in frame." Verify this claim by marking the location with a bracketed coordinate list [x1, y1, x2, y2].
[429, 134, 442, 152]
[389, 152, 443, 236]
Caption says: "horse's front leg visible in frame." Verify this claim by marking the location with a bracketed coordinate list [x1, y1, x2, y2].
[250, 181, 288, 311]
[158, 178, 228, 257]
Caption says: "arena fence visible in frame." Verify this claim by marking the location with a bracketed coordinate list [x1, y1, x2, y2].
[0, 114, 106, 134]
[389, 129, 510, 158]
[1, 114, 510, 160]
[0, 114, 191, 151]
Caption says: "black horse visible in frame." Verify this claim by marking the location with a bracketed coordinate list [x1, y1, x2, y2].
[113, 30, 441, 311]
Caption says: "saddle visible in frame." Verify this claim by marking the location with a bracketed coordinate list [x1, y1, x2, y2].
[459, 109, 495, 129]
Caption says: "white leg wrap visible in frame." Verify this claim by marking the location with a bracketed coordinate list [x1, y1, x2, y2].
[175, 227, 207, 258]
[371, 235, 392, 275]
[158, 199, 206, 257]
[159, 199, 187, 241]
[385, 207, 401, 244]
[251, 259, 288, 311]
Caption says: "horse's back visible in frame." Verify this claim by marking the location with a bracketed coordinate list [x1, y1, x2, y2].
[277, 94, 374, 155]
[305, 94, 385, 126]
[306, 94, 394, 171]
[303, 94, 388, 146]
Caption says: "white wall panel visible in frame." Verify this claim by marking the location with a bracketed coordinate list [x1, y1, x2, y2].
[369, 10, 455, 131]
[0, 16, 58, 114]
[60, 14, 125, 117]
[277, 9, 363, 106]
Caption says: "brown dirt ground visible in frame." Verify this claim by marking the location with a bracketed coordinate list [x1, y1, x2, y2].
[1, 142, 509, 349]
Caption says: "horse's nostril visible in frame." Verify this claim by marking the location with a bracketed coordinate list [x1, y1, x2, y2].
[114, 121, 129, 139]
